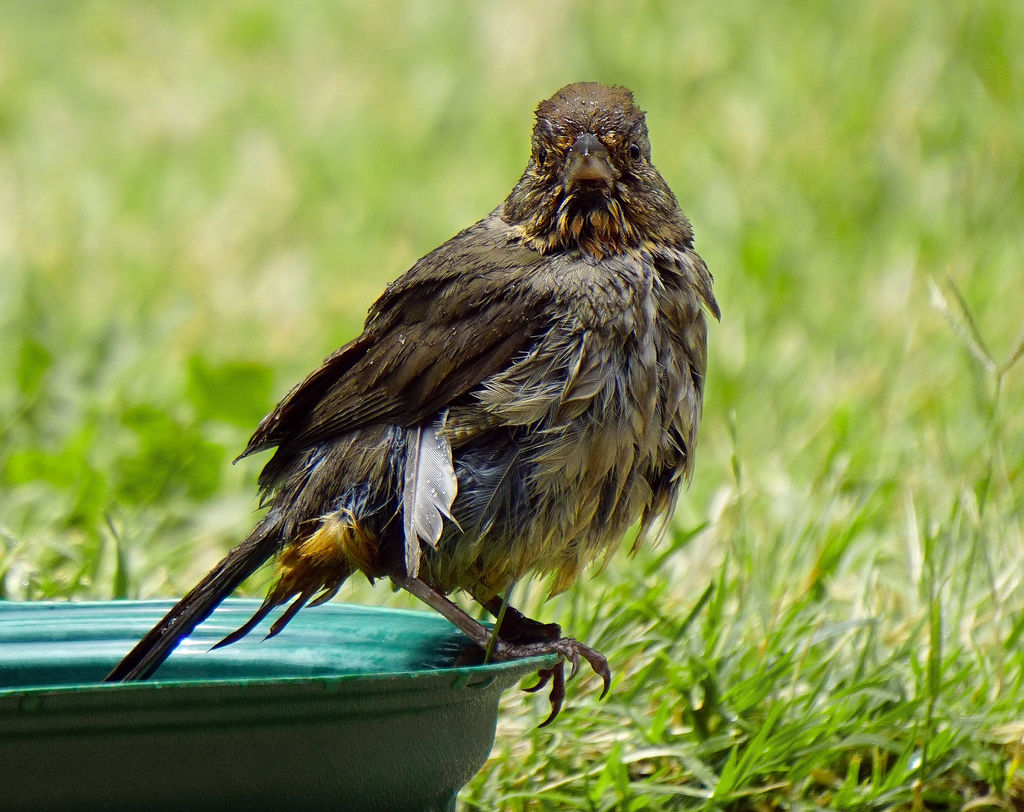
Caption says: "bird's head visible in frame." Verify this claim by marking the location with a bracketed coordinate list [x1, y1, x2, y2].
[503, 82, 693, 261]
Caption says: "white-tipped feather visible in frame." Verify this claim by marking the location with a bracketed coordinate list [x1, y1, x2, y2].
[402, 414, 458, 577]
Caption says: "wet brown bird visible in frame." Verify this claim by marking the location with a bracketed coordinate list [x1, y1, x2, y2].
[106, 82, 719, 724]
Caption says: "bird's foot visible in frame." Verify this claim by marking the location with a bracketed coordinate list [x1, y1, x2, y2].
[490, 634, 611, 726]
[484, 598, 610, 725]
[393, 575, 611, 725]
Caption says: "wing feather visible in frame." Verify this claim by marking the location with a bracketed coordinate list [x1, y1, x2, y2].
[237, 214, 553, 490]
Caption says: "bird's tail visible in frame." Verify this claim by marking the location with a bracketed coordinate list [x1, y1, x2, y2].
[104, 514, 282, 682]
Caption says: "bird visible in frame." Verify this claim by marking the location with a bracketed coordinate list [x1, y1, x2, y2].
[105, 81, 719, 725]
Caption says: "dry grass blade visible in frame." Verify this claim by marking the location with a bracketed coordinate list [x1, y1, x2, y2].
[998, 324, 1024, 378]
[928, 276, 996, 374]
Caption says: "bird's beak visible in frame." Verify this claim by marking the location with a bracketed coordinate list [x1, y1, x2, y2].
[564, 133, 616, 190]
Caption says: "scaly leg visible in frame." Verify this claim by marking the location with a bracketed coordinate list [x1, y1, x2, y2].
[481, 595, 611, 725]
[392, 575, 611, 725]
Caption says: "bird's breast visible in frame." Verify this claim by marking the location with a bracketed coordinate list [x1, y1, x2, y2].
[429, 251, 705, 597]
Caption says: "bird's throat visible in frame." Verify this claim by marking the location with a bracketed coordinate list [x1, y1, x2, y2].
[522, 191, 640, 261]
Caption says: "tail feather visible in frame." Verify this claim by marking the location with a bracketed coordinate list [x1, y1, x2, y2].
[104, 516, 281, 682]
[208, 594, 278, 651]
[265, 591, 312, 639]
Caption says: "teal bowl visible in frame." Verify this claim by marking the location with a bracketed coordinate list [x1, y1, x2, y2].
[0, 599, 554, 811]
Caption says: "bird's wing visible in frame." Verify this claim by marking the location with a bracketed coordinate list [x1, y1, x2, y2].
[237, 215, 552, 465]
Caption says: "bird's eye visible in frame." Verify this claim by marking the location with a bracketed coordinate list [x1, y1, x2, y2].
[629, 143, 642, 162]
[537, 147, 548, 166]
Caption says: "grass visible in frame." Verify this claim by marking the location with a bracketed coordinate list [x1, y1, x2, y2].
[2, 1, 1023, 809]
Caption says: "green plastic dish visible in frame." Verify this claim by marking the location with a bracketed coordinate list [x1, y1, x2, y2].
[0, 599, 555, 811]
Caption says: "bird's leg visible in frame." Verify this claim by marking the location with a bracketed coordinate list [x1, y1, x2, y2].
[393, 573, 611, 725]
[391, 575, 498, 651]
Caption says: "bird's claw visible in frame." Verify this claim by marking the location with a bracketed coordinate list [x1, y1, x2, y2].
[494, 635, 611, 725]
[538, 664, 566, 727]
[523, 667, 553, 693]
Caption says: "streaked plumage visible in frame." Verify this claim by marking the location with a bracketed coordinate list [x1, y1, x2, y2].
[107, 82, 718, 722]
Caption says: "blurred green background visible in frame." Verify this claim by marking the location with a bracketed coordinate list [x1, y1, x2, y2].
[2, 1, 1023, 808]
